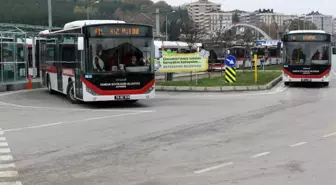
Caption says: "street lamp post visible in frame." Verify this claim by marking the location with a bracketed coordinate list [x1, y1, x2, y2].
[86, 0, 100, 20]
[48, 0, 52, 27]
[165, 11, 176, 82]
[165, 11, 175, 41]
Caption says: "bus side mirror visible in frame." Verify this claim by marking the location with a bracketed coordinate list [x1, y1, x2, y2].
[77, 36, 84, 51]
[333, 47, 336, 55]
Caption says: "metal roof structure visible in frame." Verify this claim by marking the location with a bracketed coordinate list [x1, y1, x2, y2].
[0, 23, 61, 37]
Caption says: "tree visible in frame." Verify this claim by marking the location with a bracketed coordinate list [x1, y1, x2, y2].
[179, 18, 206, 46]
[232, 12, 240, 24]
[73, 6, 84, 14]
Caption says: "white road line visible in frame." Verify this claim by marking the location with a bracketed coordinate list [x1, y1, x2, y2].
[290, 142, 307, 147]
[0, 137, 6, 141]
[0, 148, 11, 153]
[322, 132, 336, 138]
[0, 171, 18, 177]
[3, 111, 151, 132]
[194, 162, 234, 174]
[0, 155, 13, 161]
[0, 182, 23, 185]
[251, 152, 271, 158]
[0, 163, 16, 169]
[0, 142, 8, 147]
[0, 101, 154, 113]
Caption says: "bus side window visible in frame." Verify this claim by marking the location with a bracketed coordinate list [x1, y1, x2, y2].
[333, 47, 336, 55]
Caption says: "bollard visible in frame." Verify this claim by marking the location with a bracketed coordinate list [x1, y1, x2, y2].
[27, 75, 33, 90]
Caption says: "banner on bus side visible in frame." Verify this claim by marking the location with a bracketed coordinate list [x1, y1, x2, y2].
[155, 50, 209, 72]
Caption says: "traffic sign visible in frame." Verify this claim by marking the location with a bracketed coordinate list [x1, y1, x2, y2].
[225, 67, 236, 83]
[225, 55, 236, 67]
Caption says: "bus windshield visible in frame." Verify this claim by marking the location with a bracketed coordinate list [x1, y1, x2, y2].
[284, 42, 330, 65]
[88, 37, 154, 73]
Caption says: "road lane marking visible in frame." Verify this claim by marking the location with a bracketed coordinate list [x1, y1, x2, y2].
[322, 132, 336, 138]
[0, 171, 18, 177]
[0, 142, 8, 147]
[0, 149, 11, 154]
[0, 181, 21, 184]
[3, 111, 151, 132]
[251, 152, 271, 158]
[0, 155, 13, 161]
[194, 162, 234, 174]
[0, 164, 16, 169]
[0, 129, 23, 185]
[0, 101, 155, 113]
[290, 142, 307, 147]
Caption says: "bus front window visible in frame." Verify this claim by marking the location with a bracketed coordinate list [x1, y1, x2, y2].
[284, 42, 330, 65]
[88, 37, 154, 73]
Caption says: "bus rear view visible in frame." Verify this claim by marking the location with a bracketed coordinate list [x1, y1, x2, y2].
[282, 30, 333, 86]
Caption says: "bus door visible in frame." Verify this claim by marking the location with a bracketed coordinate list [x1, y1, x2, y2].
[39, 39, 47, 86]
[56, 35, 63, 92]
[332, 47, 336, 73]
[74, 34, 84, 100]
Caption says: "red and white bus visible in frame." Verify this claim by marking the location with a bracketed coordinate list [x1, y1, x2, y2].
[282, 30, 335, 86]
[39, 20, 155, 103]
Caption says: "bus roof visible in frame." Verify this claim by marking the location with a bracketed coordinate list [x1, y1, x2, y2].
[63, 20, 125, 30]
[287, 30, 327, 34]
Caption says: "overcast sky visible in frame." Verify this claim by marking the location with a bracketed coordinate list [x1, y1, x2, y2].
[155, 0, 336, 17]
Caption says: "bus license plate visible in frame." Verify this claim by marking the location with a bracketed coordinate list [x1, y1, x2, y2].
[115, 95, 130, 100]
[301, 79, 312, 82]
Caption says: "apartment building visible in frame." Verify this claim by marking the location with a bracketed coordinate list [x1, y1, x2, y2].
[301, 11, 333, 34]
[240, 9, 297, 27]
[187, 0, 221, 25]
[332, 18, 336, 34]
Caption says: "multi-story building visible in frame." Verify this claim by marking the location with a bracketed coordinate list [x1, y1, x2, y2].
[187, 0, 221, 25]
[239, 9, 297, 27]
[206, 10, 233, 32]
[333, 18, 336, 35]
[301, 11, 333, 34]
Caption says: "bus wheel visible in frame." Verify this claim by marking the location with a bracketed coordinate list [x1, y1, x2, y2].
[284, 82, 290, 86]
[323, 82, 329, 87]
[66, 81, 78, 104]
[47, 76, 54, 94]
[126, 100, 138, 104]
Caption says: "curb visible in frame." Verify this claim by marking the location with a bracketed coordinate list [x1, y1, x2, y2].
[156, 75, 283, 92]
[0, 81, 42, 92]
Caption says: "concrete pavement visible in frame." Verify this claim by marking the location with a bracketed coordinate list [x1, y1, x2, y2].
[0, 76, 335, 185]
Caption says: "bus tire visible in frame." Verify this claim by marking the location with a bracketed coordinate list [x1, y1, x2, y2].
[284, 82, 290, 86]
[126, 100, 138, 104]
[323, 82, 329, 87]
[66, 81, 78, 104]
[47, 75, 55, 94]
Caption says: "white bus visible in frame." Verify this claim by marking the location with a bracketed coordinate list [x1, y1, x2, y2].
[39, 20, 156, 103]
[282, 30, 336, 86]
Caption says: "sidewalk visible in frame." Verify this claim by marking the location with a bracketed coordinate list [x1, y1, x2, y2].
[0, 78, 42, 92]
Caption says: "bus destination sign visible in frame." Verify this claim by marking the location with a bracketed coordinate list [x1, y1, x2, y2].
[284, 34, 330, 42]
[88, 25, 152, 37]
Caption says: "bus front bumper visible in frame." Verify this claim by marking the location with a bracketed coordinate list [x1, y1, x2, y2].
[282, 73, 330, 82]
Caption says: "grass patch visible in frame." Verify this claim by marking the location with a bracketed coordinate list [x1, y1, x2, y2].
[263, 64, 282, 70]
[156, 71, 281, 86]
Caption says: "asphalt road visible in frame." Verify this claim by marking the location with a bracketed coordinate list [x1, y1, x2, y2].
[0, 77, 335, 185]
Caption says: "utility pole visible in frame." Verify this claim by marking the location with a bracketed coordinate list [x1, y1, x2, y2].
[156, 9, 160, 38]
[48, 0, 52, 27]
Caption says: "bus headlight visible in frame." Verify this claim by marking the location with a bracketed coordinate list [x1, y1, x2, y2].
[86, 87, 98, 96]
[323, 74, 329, 78]
[145, 86, 154, 94]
